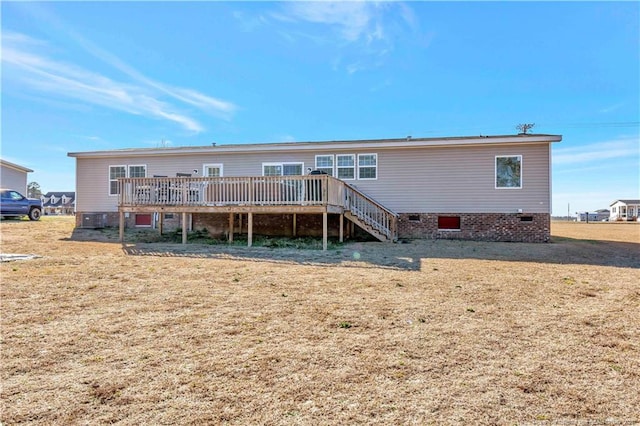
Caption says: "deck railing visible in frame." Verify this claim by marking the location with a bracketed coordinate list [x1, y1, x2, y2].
[118, 175, 340, 207]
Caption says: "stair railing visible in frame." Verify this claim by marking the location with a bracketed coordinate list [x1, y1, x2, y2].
[343, 184, 398, 241]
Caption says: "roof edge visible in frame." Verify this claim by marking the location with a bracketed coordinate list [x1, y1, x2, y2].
[68, 133, 563, 158]
[0, 159, 34, 173]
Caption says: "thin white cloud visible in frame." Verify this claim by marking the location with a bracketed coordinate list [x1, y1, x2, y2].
[2, 30, 237, 132]
[66, 32, 237, 119]
[553, 138, 639, 165]
[271, 1, 416, 74]
[282, 1, 375, 43]
[2, 44, 203, 132]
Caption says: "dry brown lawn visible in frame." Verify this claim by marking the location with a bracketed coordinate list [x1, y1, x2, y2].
[1, 217, 639, 425]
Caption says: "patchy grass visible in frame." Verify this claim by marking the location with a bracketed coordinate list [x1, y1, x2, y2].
[1, 217, 639, 424]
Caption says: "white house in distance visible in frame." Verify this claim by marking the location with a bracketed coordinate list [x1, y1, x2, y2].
[41, 192, 76, 215]
[68, 133, 562, 248]
[0, 159, 33, 194]
[609, 200, 640, 222]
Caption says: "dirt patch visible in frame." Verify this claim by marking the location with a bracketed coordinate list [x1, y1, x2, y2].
[1, 217, 639, 424]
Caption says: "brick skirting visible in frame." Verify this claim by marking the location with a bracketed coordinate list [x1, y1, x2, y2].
[76, 211, 550, 242]
[397, 213, 550, 242]
[75, 212, 181, 229]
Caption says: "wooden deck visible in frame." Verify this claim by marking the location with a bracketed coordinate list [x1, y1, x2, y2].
[118, 175, 398, 250]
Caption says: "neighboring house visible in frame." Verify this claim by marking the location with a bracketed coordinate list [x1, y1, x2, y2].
[576, 209, 609, 222]
[68, 133, 562, 247]
[41, 192, 76, 215]
[609, 200, 640, 222]
[0, 159, 33, 194]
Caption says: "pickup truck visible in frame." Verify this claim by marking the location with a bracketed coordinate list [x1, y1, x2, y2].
[0, 188, 43, 220]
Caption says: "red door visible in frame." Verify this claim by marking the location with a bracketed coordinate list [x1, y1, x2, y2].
[135, 214, 152, 227]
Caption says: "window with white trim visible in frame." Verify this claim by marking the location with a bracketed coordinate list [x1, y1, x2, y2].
[336, 154, 355, 180]
[262, 162, 304, 176]
[358, 153, 377, 180]
[203, 164, 223, 177]
[315, 155, 334, 176]
[495, 155, 522, 189]
[109, 165, 126, 195]
[109, 165, 147, 195]
[128, 165, 147, 178]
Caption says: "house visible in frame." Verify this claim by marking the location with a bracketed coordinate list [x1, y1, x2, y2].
[0, 159, 33, 194]
[41, 192, 76, 215]
[609, 200, 640, 222]
[576, 209, 609, 222]
[68, 133, 562, 248]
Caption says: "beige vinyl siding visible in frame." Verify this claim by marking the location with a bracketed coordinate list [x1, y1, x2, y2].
[353, 143, 551, 213]
[74, 142, 551, 214]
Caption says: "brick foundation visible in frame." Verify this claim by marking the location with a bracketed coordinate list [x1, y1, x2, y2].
[75, 212, 182, 229]
[75, 211, 550, 243]
[397, 213, 550, 242]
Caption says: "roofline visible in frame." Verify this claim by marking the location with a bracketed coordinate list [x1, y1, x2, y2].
[609, 199, 640, 206]
[0, 159, 34, 173]
[68, 133, 563, 158]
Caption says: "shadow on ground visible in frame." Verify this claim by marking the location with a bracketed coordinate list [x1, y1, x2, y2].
[63, 227, 640, 271]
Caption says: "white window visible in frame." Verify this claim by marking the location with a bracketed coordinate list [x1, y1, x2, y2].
[203, 164, 223, 177]
[128, 165, 147, 178]
[263, 164, 282, 176]
[262, 162, 304, 176]
[336, 154, 355, 180]
[109, 165, 147, 195]
[358, 153, 377, 180]
[495, 155, 522, 189]
[109, 165, 126, 196]
[315, 155, 334, 176]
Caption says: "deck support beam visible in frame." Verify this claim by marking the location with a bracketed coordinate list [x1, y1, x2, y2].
[292, 213, 297, 237]
[248, 212, 253, 247]
[182, 212, 188, 244]
[158, 212, 163, 235]
[119, 211, 124, 242]
[339, 214, 344, 243]
[228, 213, 234, 243]
[322, 212, 328, 251]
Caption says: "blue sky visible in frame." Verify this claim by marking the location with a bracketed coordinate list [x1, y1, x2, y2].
[1, 1, 638, 216]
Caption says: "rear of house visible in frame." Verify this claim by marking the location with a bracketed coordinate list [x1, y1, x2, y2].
[68, 133, 562, 243]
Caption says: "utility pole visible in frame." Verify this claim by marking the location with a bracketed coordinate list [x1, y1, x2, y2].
[567, 203, 570, 222]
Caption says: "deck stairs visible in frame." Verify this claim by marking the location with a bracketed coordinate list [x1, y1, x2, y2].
[342, 184, 398, 242]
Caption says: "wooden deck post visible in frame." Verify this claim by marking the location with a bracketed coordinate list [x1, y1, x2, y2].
[228, 213, 234, 243]
[119, 211, 124, 242]
[182, 212, 188, 244]
[339, 214, 344, 243]
[292, 213, 297, 237]
[248, 212, 253, 247]
[322, 212, 328, 251]
[158, 212, 163, 235]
